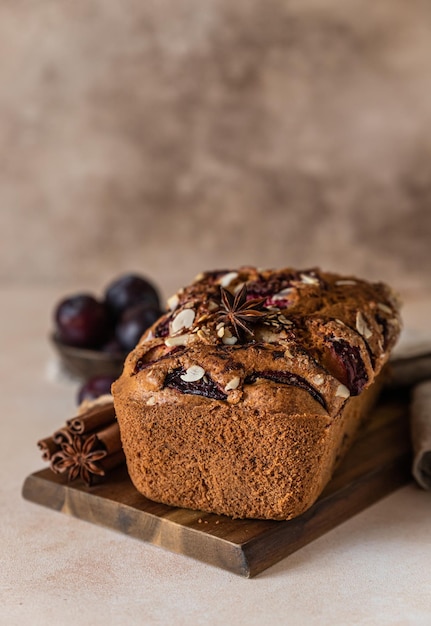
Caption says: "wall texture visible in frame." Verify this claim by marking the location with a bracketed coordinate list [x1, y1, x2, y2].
[1, 0, 430, 298]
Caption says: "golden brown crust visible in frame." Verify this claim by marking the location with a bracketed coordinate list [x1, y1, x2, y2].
[112, 266, 401, 520]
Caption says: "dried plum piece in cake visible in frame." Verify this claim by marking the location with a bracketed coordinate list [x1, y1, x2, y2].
[245, 272, 297, 308]
[327, 339, 369, 396]
[163, 367, 227, 401]
[154, 314, 171, 338]
[233, 341, 347, 414]
[303, 318, 374, 397]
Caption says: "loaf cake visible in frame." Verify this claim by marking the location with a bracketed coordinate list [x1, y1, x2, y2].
[112, 267, 401, 520]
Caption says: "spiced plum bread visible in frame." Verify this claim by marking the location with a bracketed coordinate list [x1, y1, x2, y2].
[112, 267, 401, 520]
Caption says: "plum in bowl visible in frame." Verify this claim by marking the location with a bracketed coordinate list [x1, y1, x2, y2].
[51, 273, 163, 380]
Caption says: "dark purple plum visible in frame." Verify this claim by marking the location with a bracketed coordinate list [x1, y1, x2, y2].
[327, 340, 368, 396]
[77, 374, 116, 404]
[104, 273, 160, 319]
[100, 336, 125, 355]
[164, 368, 227, 401]
[54, 294, 111, 348]
[115, 303, 162, 351]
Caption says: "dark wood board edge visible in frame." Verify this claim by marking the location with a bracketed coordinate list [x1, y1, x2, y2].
[22, 451, 412, 578]
[22, 389, 413, 578]
[22, 471, 249, 576]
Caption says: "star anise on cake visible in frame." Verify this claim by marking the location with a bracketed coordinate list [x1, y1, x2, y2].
[51, 434, 107, 485]
[216, 285, 267, 339]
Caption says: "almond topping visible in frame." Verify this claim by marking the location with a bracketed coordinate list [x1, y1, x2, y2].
[167, 294, 179, 311]
[335, 280, 357, 286]
[300, 273, 320, 285]
[171, 308, 195, 334]
[377, 302, 392, 315]
[180, 365, 205, 382]
[272, 288, 294, 299]
[219, 271, 238, 288]
[164, 334, 190, 347]
[222, 335, 238, 345]
[278, 314, 292, 325]
[225, 376, 240, 391]
[197, 329, 210, 341]
[336, 384, 351, 399]
[356, 311, 372, 339]
[313, 375, 324, 386]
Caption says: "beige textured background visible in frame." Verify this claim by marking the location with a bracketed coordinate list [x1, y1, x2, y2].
[1, 0, 430, 300]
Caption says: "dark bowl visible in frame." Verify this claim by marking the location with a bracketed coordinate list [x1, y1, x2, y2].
[50, 334, 128, 381]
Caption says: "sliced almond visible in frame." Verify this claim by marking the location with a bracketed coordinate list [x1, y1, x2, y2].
[377, 302, 393, 315]
[180, 365, 205, 382]
[219, 271, 238, 288]
[196, 329, 210, 341]
[222, 335, 238, 345]
[313, 374, 324, 386]
[167, 293, 179, 311]
[335, 384, 351, 399]
[164, 334, 190, 347]
[272, 288, 294, 298]
[278, 314, 292, 325]
[193, 272, 205, 283]
[171, 308, 195, 334]
[335, 280, 357, 286]
[300, 273, 320, 285]
[356, 311, 372, 339]
[225, 376, 240, 391]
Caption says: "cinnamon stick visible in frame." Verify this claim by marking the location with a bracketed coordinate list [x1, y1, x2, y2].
[38, 401, 125, 485]
[99, 450, 126, 472]
[53, 427, 73, 444]
[67, 402, 116, 435]
[37, 436, 60, 461]
[97, 422, 123, 455]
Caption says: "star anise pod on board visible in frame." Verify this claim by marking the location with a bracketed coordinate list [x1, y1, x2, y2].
[216, 285, 267, 339]
[51, 434, 107, 486]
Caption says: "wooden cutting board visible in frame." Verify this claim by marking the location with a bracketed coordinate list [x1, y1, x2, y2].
[22, 389, 412, 578]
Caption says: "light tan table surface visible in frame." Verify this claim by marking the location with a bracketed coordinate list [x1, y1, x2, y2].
[1, 285, 431, 626]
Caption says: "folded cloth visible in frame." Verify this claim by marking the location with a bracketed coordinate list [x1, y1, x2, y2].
[386, 329, 431, 490]
[389, 353, 431, 388]
[411, 381, 431, 490]
[388, 329, 431, 388]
